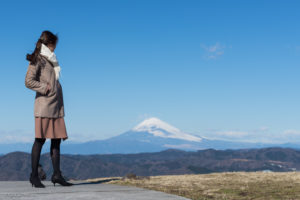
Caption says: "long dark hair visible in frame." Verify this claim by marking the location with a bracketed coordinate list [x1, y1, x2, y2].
[26, 30, 58, 65]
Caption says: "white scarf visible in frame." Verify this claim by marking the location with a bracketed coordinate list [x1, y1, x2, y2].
[40, 43, 61, 80]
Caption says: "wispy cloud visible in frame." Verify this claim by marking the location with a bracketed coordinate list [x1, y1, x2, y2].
[200, 127, 300, 144]
[0, 129, 33, 143]
[201, 42, 227, 60]
[215, 130, 248, 137]
[199, 129, 253, 143]
[0, 129, 108, 144]
[163, 144, 200, 150]
[283, 129, 300, 136]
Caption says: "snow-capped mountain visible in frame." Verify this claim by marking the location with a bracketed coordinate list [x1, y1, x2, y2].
[131, 117, 202, 142]
[57, 117, 287, 154]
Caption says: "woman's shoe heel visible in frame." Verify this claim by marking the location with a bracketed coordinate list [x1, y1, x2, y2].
[29, 173, 45, 188]
[51, 171, 73, 186]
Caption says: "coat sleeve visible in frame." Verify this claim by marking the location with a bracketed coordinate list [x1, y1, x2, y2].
[25, 63, 48, 95]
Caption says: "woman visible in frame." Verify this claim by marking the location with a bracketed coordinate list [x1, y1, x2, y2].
[25, 30, 73, 188]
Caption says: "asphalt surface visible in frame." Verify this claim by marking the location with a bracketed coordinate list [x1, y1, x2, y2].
[0, 180, 190, 200]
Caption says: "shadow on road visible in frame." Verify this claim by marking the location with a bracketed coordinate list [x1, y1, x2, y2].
[72, 178, 121, 185]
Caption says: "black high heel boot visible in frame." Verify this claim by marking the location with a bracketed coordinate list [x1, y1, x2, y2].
[29, 173, 45, 188]
[51, 170, 73, 186]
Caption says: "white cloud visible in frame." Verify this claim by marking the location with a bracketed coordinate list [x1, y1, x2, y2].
[201, 42, 227, 60]
[199, 129, 253, 143]
[0, 129, 107, 144]
[163, 143, 200, 150]
[200, 127, 300, 144]
[0, 129, 33, 143]
[215, 131, 248, 137]
[283, 129, 300, 136]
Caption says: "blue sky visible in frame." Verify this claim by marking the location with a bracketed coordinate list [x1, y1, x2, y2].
[0, 0, 300, 144]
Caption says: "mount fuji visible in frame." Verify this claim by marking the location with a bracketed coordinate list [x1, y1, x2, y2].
[0, 117, 295, 155]
[59, 117, 286, 154]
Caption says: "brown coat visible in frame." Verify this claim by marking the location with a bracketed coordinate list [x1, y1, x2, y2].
[25, 54, 65, 118]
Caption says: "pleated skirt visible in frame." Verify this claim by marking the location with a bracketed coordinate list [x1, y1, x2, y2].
[35, 117, 68, 141]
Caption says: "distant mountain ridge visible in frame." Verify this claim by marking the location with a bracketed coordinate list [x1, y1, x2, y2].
[1, 147, 300, 181]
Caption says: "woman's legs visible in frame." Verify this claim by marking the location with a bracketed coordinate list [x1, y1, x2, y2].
[50, 138, 61, 174]
[50, 138, 73, 186]
[31, 138, 46, 176]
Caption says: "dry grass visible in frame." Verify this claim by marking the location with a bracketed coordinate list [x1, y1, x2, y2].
[86, 172, 300, 200]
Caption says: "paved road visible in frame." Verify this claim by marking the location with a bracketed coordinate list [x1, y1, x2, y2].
[0, 180, 190, 200]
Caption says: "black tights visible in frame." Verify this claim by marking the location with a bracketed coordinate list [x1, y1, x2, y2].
[31, 138, 61, 176]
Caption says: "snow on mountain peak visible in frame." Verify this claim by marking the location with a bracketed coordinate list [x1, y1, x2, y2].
[132, 117, 202, 142]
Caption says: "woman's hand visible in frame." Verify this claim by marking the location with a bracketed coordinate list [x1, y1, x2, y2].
[25, 64, 49, 95]
[45, 83, 51, 95]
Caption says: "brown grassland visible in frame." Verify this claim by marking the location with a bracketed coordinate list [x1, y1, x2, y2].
[85, 171, 300, 200]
